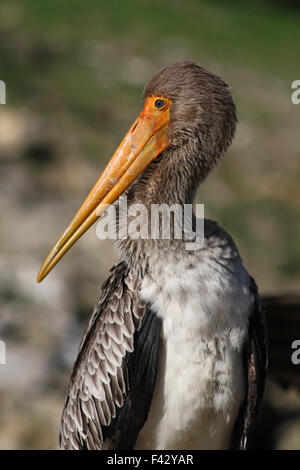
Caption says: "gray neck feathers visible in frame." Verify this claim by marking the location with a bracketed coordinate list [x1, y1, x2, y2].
[114, 140, 220, 276]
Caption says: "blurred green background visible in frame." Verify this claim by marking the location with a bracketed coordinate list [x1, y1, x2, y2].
[0, 0, 300, 449]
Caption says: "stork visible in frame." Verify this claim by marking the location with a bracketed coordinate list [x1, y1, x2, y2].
[38, 61, 268, 450]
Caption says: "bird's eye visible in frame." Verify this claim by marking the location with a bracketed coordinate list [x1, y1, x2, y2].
[154, 99, 165, 109]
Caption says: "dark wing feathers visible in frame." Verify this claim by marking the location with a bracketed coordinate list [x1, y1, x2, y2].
[231, 277, 268, 449]
[102, 309, 161, 449]
[60, 262, 161, 450]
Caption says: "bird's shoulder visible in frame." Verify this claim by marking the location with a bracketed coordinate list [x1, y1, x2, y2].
[202, 218, 241, 259]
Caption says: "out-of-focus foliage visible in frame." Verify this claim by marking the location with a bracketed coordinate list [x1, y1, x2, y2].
[0, 0, 299, 449]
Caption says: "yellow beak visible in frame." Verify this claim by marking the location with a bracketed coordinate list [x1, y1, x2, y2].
[37, 96, 170, 282]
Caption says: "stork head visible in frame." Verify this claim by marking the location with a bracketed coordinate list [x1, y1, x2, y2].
[37, 62, 237, 282]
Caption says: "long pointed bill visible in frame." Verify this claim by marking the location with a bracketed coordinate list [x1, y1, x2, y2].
[37, 96, 170, 282]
